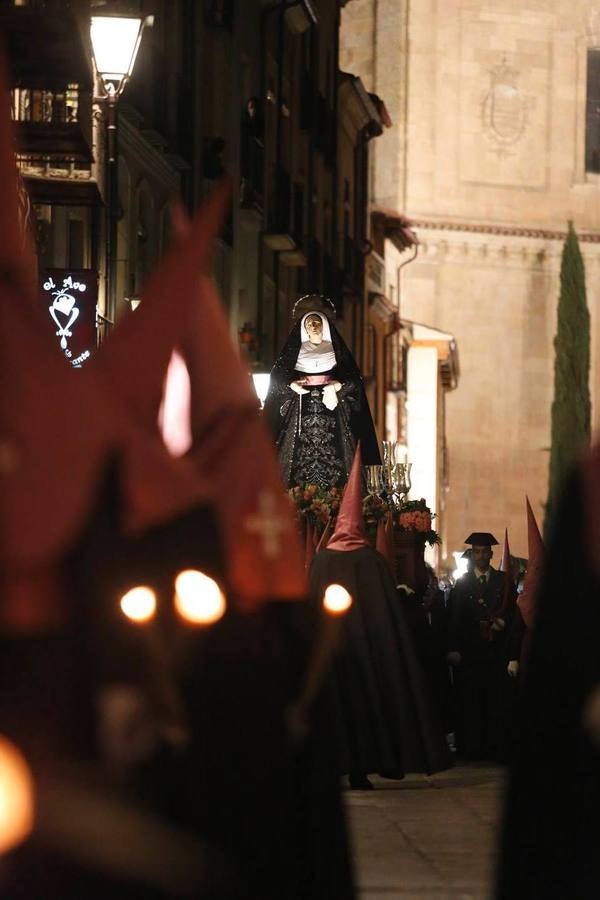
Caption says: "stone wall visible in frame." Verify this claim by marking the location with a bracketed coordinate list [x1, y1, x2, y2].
[341, 0, 600, 560]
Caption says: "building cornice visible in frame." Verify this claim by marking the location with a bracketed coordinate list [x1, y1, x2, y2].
[118, 111, 183, 194]
[412, 219, 600, 244]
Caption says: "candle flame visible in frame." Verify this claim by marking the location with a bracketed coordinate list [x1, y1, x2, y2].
[174, 570, 226, 625]
[323, 583, 353, 614]
[120, 586, 157, 623]
[0, 735, 35, 854]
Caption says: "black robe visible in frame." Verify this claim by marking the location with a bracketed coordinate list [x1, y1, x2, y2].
[263, 317, 380, 488]
[401, 587, 453, 734]
[497, 471, 600, 899]
[309, 547, 450, 777]
[0, 466, 355, 900]
[448, 568, 516, 760]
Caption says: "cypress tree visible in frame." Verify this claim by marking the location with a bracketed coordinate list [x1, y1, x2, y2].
[545, 222, 591, 538]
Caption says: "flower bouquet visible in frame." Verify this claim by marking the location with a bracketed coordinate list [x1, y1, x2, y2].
[288, 484, 342, 532]
[396, 498, 440, 546]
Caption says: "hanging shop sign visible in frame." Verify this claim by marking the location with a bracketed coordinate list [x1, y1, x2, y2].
[40, 268, 98, 368]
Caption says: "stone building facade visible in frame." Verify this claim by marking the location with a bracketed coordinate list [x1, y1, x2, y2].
[341, 0, 600, 563]
[115, 0, 385, 375]
[6, 0, 386, 384]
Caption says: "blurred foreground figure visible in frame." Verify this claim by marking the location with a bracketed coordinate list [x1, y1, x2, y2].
[308, 446, 449, 790]
[497, 466, 600, 898]
[0, 50, 353, 898]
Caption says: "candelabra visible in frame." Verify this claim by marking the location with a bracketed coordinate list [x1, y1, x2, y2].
[363, 442, 412, 510]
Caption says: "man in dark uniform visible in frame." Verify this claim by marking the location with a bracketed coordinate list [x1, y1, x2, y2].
[447, 533, 517, 760]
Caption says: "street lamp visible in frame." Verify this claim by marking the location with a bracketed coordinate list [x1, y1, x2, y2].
[90, 14, 153, 323]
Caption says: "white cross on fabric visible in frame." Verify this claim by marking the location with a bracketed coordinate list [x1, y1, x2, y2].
[245, 491, 289, 559]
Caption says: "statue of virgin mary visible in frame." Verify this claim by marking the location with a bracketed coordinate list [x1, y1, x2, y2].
[263, 298, 381, 488]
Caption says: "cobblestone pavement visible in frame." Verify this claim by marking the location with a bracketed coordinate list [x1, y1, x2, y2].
[345, 765, 505, 900]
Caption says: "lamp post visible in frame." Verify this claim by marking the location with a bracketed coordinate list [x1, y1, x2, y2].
[90, 14, 154, 325]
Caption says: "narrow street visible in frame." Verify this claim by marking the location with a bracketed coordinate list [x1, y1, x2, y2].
[347, 766, 504, 900]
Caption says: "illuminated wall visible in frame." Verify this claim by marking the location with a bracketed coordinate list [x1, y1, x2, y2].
[406, 345, 438, 518]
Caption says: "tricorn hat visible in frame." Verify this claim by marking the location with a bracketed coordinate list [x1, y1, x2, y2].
[464, 532, 498, 547]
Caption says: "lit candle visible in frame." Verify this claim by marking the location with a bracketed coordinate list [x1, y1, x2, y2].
[173, 570, 226, 626]
[0, 735, 35, 854]
[120, 585, 157, 623]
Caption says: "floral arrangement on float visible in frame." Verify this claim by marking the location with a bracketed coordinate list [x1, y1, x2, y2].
[288, 484, 342, 529]
[395, 498, 440, 547]
[362, 492, 389, 523]
[289, 484, 440, 546]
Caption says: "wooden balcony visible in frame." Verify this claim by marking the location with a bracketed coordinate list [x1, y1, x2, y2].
[3, 7, 93, 162]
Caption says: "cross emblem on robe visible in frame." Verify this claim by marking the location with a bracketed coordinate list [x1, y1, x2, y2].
[245, 491, 289, 559]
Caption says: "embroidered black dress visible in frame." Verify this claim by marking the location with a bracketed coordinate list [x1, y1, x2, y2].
[263, 314, 380, 488]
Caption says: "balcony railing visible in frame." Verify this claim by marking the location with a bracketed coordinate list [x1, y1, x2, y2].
[11, 84, 92, 160]
[5, 6, 94, 162]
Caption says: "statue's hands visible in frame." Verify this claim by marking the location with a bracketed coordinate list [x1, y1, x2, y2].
[322, 383, 339, 410]
[332, 380, 342, 392]
[507, 660, 519, 678]
[290, 380, 309, 395]
[491, 617, 505, 632]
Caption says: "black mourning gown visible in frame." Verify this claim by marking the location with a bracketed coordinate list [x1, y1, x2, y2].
[497, 470, 600, 899]
[309, 547, 450, 777]
[263, 318, 380, 488]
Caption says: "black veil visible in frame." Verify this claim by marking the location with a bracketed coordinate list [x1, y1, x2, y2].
[263, 314, 381, 478]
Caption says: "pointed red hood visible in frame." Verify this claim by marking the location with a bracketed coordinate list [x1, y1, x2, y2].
[499, 529, 511, 575]
[94, 187, 235, 434]
[498, 528, 516, 618]
[326, 444, 369, 552]
[0, 186, 228, 573]
[94, 198, 305, 608]
[0, 41, 304, 612]
[518, 497, 544, 628]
